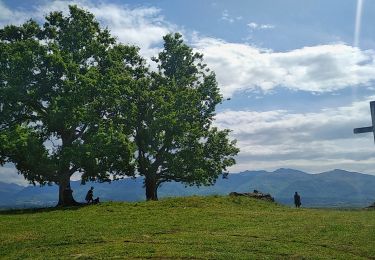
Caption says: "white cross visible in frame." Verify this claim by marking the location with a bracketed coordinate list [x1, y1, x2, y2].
[353, 101, 375, 143]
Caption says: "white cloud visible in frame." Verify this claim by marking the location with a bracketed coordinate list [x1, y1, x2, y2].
[3, 1, 375, 99]
[79, 4, 172, 50]
[0, 0, 175, 59]
[194, 38, 375, 97]
[260, 24, 274, 29]
[247, 22, 274, 29]
[0, 1, 29, 26]
[215, 97, 375, 174]
[0, 164, 28, 186]
[247, 22, 258, 29]
[221, 9, 242, 23]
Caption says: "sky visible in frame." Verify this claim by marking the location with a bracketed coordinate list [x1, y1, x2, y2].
[1, 0, 375, 185]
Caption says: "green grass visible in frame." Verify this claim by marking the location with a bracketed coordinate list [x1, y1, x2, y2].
[0, 196, 374, 259]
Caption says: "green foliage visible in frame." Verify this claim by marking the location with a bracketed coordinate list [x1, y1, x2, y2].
[0, 6, 139, 190]
[0, 196, 374, 259]
[133, 33, 239, 199]
[0, 126, 54, 184]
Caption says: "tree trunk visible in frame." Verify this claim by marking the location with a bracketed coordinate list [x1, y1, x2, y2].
[56, 175, 79, 207]
[145, 175, 158, 201]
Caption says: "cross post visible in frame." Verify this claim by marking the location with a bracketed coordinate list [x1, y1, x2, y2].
[353, 101, 375, 143]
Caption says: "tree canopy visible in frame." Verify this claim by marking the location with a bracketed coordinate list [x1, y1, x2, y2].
[131, 33, 239, 200]
[0, 6, 139, 206]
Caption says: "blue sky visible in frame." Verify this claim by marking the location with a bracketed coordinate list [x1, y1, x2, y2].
[1, 0, 375, 184]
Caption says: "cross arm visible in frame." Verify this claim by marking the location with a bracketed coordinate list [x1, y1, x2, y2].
[353, 126, 373, 134]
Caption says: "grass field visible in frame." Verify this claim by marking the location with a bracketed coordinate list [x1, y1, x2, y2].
[1, 195, 374, 259]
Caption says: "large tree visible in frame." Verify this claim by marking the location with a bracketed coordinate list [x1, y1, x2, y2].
[131, 33, 239, 200]
[0, 6, 139, 206]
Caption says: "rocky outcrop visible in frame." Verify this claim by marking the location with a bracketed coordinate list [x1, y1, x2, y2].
[229, 190, 275, 202]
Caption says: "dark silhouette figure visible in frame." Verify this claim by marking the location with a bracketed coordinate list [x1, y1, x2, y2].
[85, 187, 94, 204]
[93, 197, 100, 204]
[64, 187, 73, 201]
[294, 192, 301, 208]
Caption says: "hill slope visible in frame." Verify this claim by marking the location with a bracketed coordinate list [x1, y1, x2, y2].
[0, 196, 374, 259]
[1, 168, 375, 208]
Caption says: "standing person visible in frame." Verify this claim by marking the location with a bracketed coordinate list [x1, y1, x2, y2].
[85, 187, 94, 204]
[294, 192, 301, 208]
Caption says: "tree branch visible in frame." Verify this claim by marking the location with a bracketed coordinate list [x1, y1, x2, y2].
[69, 166, 79, 176]
[0, 114, 38, 131]
[74, 124, 88, 140]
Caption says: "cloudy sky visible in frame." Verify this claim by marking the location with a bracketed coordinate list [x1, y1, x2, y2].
[1, 0, 375, 184]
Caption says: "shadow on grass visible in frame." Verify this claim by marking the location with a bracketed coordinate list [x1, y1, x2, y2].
[0, 203, 89, 215]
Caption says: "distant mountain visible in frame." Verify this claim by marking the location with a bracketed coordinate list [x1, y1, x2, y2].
[0, 182, 24, 206]
[1, 168, 375, 208]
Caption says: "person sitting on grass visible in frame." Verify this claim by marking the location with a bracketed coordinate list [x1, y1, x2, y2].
[85, 187, 94, 204]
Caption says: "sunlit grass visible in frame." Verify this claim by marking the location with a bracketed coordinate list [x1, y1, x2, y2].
[1, 195, 374, 259]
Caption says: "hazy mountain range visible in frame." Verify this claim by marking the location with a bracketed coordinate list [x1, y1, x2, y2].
[1, 168, 375, 209]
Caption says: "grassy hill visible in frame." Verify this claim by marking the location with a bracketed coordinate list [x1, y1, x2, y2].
[1, 196, 374, 259]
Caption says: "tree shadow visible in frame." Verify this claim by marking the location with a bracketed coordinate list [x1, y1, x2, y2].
[0, 203, 88, 215]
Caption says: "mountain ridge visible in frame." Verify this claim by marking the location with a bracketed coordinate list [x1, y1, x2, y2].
[1, 168, 375, 208]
